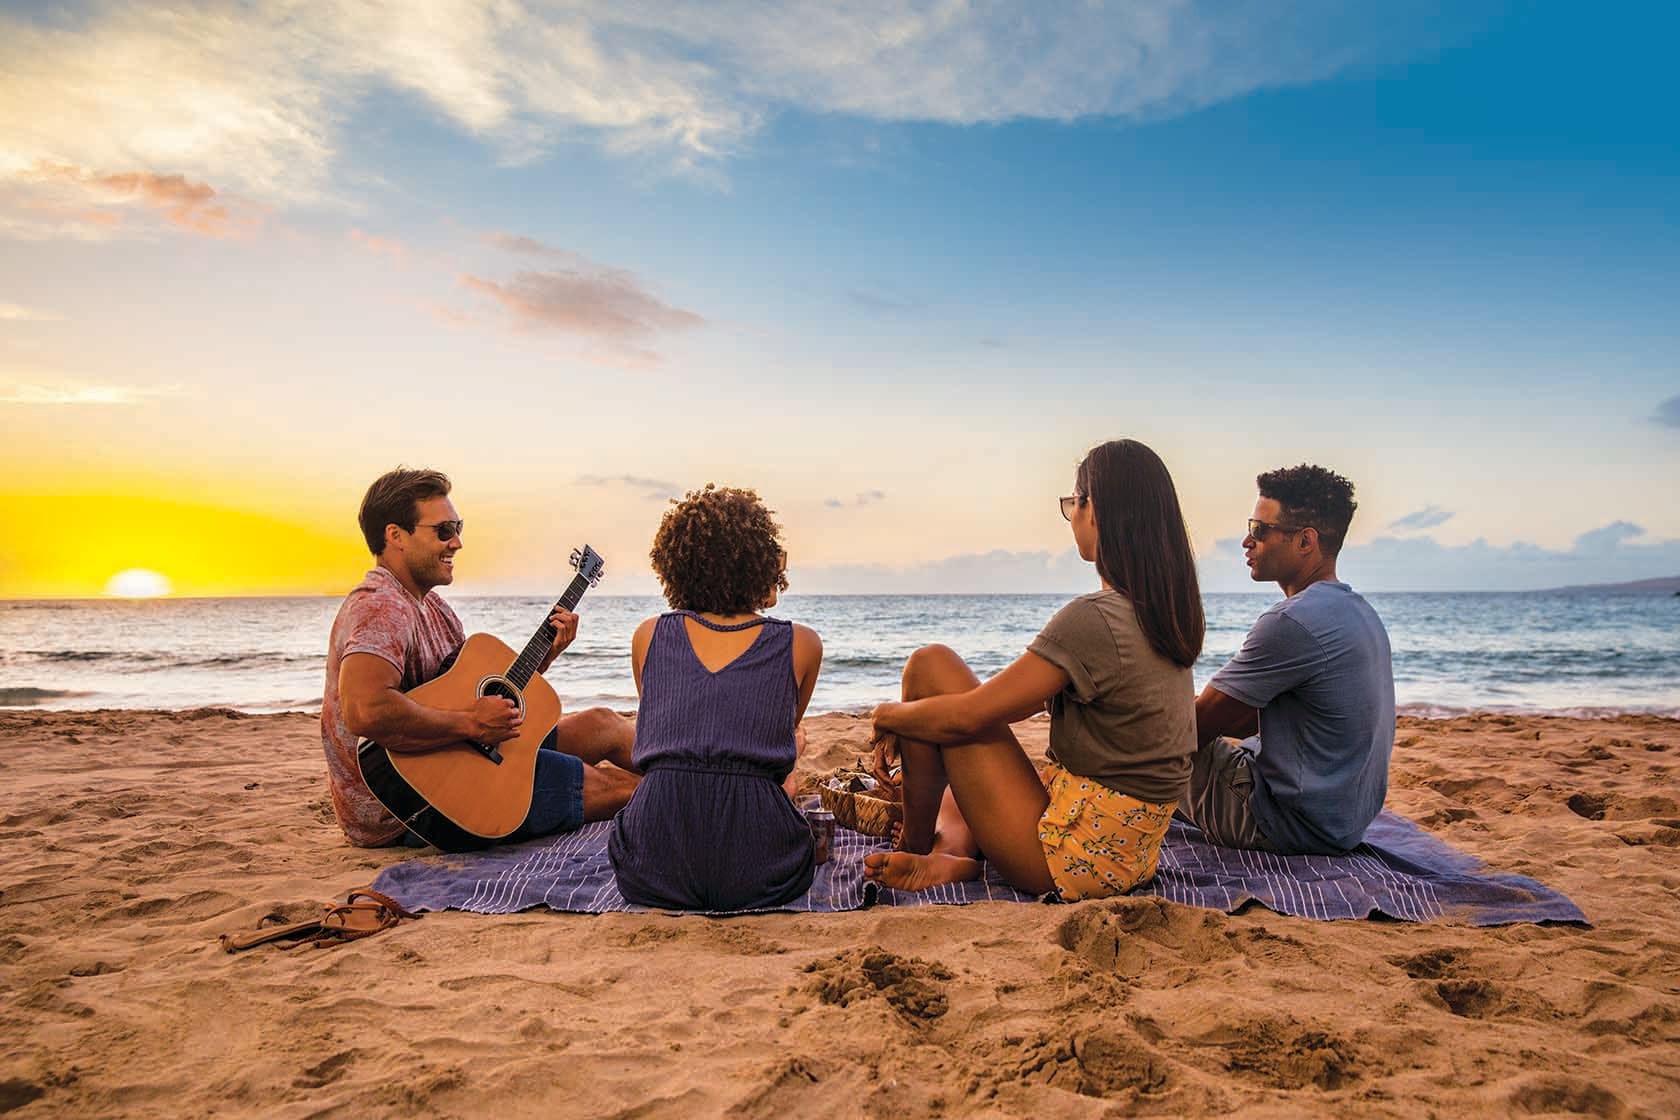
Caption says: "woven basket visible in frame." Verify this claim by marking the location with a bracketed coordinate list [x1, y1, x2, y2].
[818, 772, 902, 837]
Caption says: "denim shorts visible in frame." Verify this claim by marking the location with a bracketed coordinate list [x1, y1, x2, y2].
[402, 745, 585, 846]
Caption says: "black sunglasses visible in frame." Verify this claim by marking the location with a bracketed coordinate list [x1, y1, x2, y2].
[1246, 518, 1305, 541]
[415, 520, 464, 542]
[1059, 495, 1085, 521]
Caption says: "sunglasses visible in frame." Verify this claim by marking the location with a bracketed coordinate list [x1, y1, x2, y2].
[415, 520, 464, 542]
[1246, 518, 1305, 541]
[1059, 495, 1085, 521]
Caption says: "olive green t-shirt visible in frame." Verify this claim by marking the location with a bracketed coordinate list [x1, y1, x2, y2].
[1027, 590, 1195, 804]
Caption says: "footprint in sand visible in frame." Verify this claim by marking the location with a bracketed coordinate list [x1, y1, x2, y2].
[1009, 1025, 1177, 1098]
[801, 946, 952, 1020]
[1055, 898, 1238, 981]
[1507, 1076, 1630, 1118]
[1567, 792, 1680, 822]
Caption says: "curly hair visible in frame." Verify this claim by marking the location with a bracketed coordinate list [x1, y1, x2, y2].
[650, 484, 789, 614]
[1257, 464, 1358, 558]
[358, 466, 451, 556]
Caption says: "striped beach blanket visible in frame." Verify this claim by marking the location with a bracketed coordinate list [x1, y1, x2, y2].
[372, 808, 1586, 926]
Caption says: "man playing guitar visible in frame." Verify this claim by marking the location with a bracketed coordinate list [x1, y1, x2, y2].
[321, 467, 639, 848]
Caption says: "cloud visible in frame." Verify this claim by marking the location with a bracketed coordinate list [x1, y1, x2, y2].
[349, 228, 405, 261]
[488, 233, 578, 261]
[849, 290, 921, 315]
[460, 261, 703, 366]
[1197, 523, 1680, 593]
[1573, 521, 1645, 555]
[0, 2, 1445, 206]
[0, 302, 64, 322]
[14, 162, 258, 238]
[577, 474, 682, 501]
[1388, 506, 1454, 532]
[0, 379, 177, 405]
[1653, 395, 1680, 428]
[825, 489, 888, 510]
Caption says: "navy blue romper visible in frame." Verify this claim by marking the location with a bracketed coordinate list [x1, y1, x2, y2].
[608, 611, 814, 910]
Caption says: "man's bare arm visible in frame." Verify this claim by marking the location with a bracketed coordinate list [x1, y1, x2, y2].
[339, 652, 522, 753]
[1195, 682, 1259, 747]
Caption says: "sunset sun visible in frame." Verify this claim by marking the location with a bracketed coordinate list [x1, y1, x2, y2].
[103, 568, 174, 599]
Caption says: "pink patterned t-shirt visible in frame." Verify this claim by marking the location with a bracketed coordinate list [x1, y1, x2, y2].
[320, 566, 465, 846]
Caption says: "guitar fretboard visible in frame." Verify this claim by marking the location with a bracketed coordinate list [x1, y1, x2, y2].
[505, 574, 590, 690]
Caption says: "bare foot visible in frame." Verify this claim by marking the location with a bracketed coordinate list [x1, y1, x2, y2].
[862, 850, 981, 892]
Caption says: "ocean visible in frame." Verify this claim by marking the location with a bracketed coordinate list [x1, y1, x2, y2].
[2, 591, 1676, 718]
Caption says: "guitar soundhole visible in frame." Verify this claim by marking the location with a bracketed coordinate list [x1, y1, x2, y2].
[479, 676, 524, 716]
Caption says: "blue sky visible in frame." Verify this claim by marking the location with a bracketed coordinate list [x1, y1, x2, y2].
[1, 1, 1676, 596]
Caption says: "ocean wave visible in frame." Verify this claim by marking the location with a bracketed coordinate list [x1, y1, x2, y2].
[1397, 702, 1680, 720]
[7, 649, 325, 671]
[0, 686, 95, 706]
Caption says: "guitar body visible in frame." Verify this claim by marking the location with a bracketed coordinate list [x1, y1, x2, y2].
[357, 633, 561, 851]
[354, 545, 605, 853]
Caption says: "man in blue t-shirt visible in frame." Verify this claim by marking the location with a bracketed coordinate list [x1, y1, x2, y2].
[1185, 464, 1395, 854]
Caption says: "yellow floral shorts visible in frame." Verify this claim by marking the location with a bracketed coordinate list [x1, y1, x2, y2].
[1037, 763, 1176, 902]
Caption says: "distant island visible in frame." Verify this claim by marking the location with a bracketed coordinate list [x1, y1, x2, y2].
[1541, 576, 1680, 594]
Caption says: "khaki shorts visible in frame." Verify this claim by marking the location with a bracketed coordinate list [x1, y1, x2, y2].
[1037, 763, 1176, 901]
[1182, 736, 1275, 851]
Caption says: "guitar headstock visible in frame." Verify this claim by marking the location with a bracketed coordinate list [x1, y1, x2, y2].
[569, 545, 606, 587]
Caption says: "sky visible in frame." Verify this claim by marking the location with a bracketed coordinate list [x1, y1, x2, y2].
[2, 0, 1677, 598]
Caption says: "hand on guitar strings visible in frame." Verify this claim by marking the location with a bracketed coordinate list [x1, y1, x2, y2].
[470, 695, 525, 745]
[540, 608, 580, 671]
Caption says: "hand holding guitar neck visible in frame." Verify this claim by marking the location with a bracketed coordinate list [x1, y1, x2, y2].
[539, 607, 580, 671]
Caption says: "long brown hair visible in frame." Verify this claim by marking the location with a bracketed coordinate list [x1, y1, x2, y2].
[1077, 440, 1204, 668]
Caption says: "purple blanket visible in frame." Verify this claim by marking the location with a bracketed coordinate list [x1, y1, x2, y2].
[373, 808, 1586, 926]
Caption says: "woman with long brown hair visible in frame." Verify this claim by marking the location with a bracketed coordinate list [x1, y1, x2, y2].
[865, 439, 1204, 899]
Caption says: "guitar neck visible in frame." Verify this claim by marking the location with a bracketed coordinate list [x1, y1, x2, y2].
[505, 573, 591, 689]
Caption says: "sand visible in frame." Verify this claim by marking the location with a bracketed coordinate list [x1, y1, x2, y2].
[1, 709, 1677, 1118]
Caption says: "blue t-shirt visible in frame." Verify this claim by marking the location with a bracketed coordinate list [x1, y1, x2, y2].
[1209, 581, 1394, 853]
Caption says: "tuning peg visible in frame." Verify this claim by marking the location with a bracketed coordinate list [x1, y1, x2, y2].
[569, 547, 581, 566]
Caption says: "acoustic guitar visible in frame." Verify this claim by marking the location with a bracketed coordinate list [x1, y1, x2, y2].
[356, 545, 606, 851]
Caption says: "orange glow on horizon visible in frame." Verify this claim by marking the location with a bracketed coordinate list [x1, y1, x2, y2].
[8, 494, 367, 598]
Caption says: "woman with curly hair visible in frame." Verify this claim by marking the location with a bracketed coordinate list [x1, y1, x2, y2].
[608, 484, 824, 910]
[865, 439, 1203, 900]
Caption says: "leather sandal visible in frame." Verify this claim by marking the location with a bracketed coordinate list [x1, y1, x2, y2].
[219, 887, 421, 953]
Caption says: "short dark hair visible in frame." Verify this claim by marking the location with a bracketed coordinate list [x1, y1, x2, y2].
[358, 467, 451, 556]
[1076, 440, 1205, 669]
[1257, 464, 1357, 558]
[650, 484, 788, 615]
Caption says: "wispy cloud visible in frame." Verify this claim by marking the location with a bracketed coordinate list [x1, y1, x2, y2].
[488, 233, 577, 261]
[0, 3, 1438, 206]
[0, 379, 177, 406]
[349, 228, 405, 261]
[460, 260, 703, 367]
[0, 302, 64, 322]
[849, 290, 921, 315]
[1653, 395, 1680, 429]
[1388, 506, 1454, 532]
[577, 474, 682, 501]
[826, 489, 888, 509]
[15, 162, 259, 238]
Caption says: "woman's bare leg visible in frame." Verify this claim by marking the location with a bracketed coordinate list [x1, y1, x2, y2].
[864, 644, 1053, 894]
